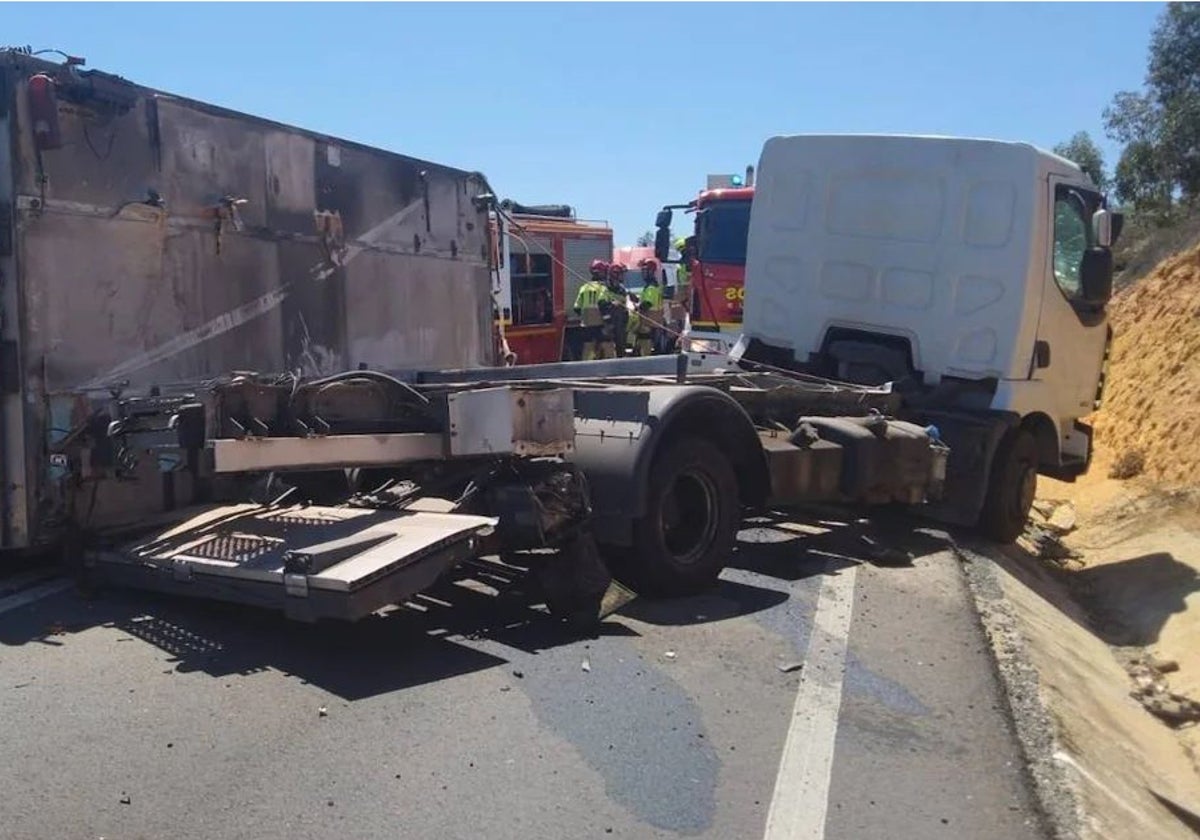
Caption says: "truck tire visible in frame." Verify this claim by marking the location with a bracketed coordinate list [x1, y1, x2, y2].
[978, 428, 1038, 543]
[616, 436, 739, 597]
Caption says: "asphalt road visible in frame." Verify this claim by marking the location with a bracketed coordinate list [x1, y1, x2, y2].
[0, 513, 1047, 840]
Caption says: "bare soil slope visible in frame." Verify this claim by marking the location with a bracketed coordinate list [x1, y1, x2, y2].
[1001, 239, 1200, 837]
[1090, 244, 1200, 488]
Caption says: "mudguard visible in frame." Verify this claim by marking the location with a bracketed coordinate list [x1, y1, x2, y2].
[568, 385, 769, 546]
[913, 408, 1019, 527]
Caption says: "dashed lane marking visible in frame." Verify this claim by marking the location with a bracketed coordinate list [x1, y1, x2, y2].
[763, 563, 859, 840]
[0, 578, 73, 617]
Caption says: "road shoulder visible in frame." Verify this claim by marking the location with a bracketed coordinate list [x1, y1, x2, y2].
[957, 533, 1200, 840]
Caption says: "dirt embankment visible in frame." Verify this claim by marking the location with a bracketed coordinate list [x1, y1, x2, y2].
[997, 241, 1200, 838]
[1089, 245, 1200, 488]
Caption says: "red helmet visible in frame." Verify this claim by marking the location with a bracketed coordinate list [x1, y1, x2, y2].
[607, 262, 627, 279]
[638, 257, 659, 272]
[589, 258, 609, 275]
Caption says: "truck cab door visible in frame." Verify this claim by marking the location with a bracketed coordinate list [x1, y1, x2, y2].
[1031, 178, 1112, 463]
[492, 219, 514, 323]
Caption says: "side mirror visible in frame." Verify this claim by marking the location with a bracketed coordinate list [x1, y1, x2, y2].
[1092, 208, 1113, 249]
[654, 227, 671, 263]
[655, 208, 673, 229]
[1080, 247, 1113, 305]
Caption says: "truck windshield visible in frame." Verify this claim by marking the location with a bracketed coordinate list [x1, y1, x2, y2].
[697, 199, 752, 265]
[1051, 185, 1100, 302]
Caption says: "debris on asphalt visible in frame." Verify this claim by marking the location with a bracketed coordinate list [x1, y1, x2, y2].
[1032, 500, 1058, 518]
[581, 658, 591, 673]
[119, 793, 131, 805]
[1019, 523, 1082, 566]
[598, 580, 637, 619]
[1127, 656, 1200, 726]
[1130, 662, 1168, 695]
[318, 705, 328, 717]
[1023, 499, 1084, 566]
[499, 685, 511, 692]
[777, 661, 804, 674]
[1153, 657, 1181, 674]
[868, 546, 911, 567]
[664, 650, 677, 660]
[1136, 689, 1200, 726]
[1047, 503, 1078, 534]
[512, 669, 524, 679]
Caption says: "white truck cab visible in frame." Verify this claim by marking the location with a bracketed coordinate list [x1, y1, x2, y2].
[734, 134, 1120, 538]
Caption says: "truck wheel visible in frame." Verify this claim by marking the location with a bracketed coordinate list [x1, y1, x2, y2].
[978, 428, 1038, 543]
[619, 436, 739, 597]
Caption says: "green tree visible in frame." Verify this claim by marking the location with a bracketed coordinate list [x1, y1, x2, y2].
[1148, 3, 1200, 200]
[1114, 139, 1172, 209]
[1103, 90, 1160, 148]
[1104, 3, 1200, 206]
[635, 230, 655, 247]
[1053, 131, 1108, 189]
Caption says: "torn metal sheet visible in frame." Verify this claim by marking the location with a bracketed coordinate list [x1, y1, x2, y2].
[88, 502, 499, 621]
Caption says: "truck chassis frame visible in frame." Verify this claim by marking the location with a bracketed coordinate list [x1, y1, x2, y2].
[63, 353, 953, 625]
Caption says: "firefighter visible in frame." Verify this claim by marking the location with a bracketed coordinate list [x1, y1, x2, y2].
[672, 236, 691, 298]
[602, 262, 631, 358]
[636, 258, 664, 354]
[573, 259, 610, 361]
[629, 299, 655, 356]
[669, 238, 693, 344]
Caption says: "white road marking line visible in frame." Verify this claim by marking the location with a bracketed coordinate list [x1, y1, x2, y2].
[0, 578, 73, 617]
[763, 563, 859, 840]
[0, 568, 59, 596]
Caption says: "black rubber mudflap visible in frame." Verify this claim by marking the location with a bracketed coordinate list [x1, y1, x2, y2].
[537, 534, 613, 632]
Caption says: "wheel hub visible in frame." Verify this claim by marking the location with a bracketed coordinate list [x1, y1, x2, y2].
[660, 469, 718, 565]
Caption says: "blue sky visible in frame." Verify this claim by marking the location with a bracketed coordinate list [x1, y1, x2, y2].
[5, 2, 1164, 244]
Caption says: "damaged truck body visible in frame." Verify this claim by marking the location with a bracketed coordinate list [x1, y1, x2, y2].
[0, 52, 1116, 624]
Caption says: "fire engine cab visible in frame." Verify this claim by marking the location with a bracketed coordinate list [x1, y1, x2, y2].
[491, 201, 613, 365]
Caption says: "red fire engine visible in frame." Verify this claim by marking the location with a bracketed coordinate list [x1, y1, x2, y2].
[490, 202, 613, 365]
[653, 170, 755, 336]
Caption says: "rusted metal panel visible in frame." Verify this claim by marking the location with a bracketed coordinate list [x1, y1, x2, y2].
[9, 59, 491, 383]
[0, 74, 28, 548]
[154, 98, 271, 228]
[162, 228, 287, 379]
[343, 250, 492, 372]
[1, 52, 495, 548]
[11, 76, 159, 208]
